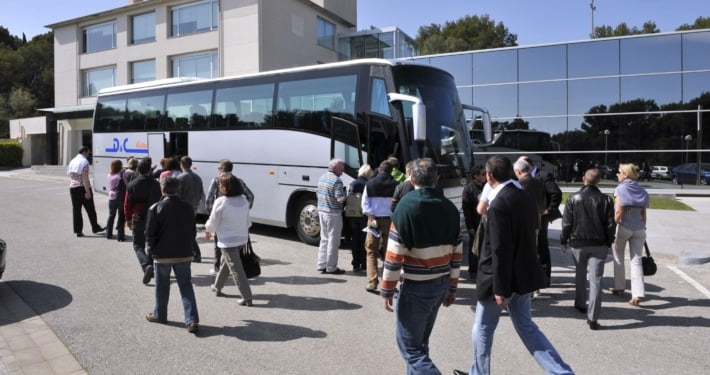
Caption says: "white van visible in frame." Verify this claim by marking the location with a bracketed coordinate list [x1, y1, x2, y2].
[651, 166, 670, 180]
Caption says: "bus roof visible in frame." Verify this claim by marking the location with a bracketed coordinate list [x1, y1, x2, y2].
[97, 58, 445, 96]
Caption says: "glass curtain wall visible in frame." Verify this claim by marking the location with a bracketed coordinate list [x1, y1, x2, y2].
[416, 30, 710, 183]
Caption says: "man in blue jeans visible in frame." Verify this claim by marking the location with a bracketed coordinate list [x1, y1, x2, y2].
[144, 177, 200, 333]
[454, 156, 573, 375]
[381, 158, 462, 374]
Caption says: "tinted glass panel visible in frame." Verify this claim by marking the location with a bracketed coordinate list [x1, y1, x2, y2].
[568, 77, 619, 115]
[621, 74, 681, 106]
[277, 75, 357, 135]
[620, 34, 680, 74]
[519, 81, 566, 116]
[131, 12, 155, 44]
[131, 60, 155, 84]
[429, 54, 472, 86]
[473, 49, 516, 84]
[214, 83, 274, 129]
[95, 98, 126, 132]
[165, 88, 213, 130]
[682, 31, 710, 71]
[568, 39, 619, 78]
[519, 45, 566, 81]
[473, 84, 517, 118]
[83, 22, 116, 53]
[126, 93, 164, 131]
[370, 78, 390, 117]
[683, 71, 710, 103]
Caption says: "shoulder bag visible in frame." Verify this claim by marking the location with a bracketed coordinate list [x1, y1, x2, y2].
[642, 241, 657, 276]
[240, 237, 261, 279]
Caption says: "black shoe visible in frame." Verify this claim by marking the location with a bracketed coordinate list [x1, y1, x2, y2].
[92, 226, 106, 234]
[574, 305, 588, 314]
[365, 286, 379, 295]
[323, 268, 345, 275]
[587, 320, 601, 330]
[76, 233, 84, 237]
[187, 322, 199, 333]
[117, 237, 126, 242]
[106, 234, 114, 240]
[317, 268, 326, 273]
[453, 370, 468, 375]
[608, 288, 624, 296]
[143, 265, 154, 285]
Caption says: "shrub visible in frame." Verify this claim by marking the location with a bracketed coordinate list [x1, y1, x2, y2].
[0, 141, 23, 166]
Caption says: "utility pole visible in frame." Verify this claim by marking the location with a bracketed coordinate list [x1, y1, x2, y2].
[590, 0, 597, 37]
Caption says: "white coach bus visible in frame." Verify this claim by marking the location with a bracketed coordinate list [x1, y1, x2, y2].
[92, 58, 488, 245]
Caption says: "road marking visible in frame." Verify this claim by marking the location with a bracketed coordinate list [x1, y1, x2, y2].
[668, 265, 710, 299]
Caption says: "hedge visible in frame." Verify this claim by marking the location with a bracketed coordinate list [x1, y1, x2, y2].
[0, 141, 23, 166]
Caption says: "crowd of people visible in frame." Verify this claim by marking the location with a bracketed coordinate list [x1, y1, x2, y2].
[68, 146, 651, 373]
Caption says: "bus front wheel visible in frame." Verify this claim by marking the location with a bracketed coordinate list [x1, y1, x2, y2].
[295, 197, 320, 246]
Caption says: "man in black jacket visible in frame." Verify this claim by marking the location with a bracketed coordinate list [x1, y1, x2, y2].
[521, 156, 562, 289]
[461, 165, 486, 279]
[460, 156, 573, 375]
[124, 158, 162, 285]
[560, 168, 615, 330]
[144, 177, 200, 333]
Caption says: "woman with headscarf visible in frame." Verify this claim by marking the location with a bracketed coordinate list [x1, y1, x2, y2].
[610, 163, 650, 306]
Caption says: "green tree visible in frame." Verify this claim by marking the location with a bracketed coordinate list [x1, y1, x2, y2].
[591, 21, 659, 38]
[676, 16, 710, 31]
[416, 14, 517, 55]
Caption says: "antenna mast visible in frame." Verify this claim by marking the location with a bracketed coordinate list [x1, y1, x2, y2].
[590, 0, 597, 37]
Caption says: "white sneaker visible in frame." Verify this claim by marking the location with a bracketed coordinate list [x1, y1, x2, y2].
[532, 290, 541, 300]
[209, 268, 218, 275]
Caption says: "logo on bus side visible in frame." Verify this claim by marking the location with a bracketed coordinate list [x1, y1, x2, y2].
[105, 138, 149, 154]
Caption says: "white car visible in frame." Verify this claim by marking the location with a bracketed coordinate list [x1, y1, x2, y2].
[651, 166, 670, 180]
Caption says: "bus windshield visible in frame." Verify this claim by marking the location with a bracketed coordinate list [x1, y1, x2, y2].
[392, 65, 472, 183]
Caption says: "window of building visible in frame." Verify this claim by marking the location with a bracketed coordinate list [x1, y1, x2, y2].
[317, 17, 335, 49]
[171, 51, 218, 78]
[131, 12, 156, 44]
[620, 34, 681, 75]
[519, 45, 566, 81]
[682, 31, 710, 71]
[131, 60, 156, 84]
[82, 66, 116, 97]
[82, 21, 116, 53]
[473, 49, 517, 84]
[171, 0, 218, 37]
[568, 39, 619, 78]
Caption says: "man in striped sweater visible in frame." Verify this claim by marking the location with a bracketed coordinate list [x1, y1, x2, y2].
[381, 158, 462, 374]
[316, 158, 347, 274]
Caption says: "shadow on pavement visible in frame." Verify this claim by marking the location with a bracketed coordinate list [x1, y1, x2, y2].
[0, 280, 73, 325]
[196, 319, 327, 341]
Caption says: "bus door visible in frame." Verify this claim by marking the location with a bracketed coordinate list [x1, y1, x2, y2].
[147, 133, 166, 163]
[330, 116, 363, 176]
[168, 132, 188, 157]
[366, 114, 401, 168]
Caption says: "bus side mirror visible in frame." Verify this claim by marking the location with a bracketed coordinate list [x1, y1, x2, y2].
[463, 104, 492, 143]
[388, 93, 426, 141]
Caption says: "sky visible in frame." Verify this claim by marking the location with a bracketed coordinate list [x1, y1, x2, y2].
[1, 0, 708, 46]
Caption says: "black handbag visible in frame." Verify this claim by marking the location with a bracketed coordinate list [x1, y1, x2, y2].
[240, 238, 261, 279]
[642, 241, 657, 276]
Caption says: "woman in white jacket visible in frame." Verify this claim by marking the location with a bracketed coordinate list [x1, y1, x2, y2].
[205, 173, 253, 306]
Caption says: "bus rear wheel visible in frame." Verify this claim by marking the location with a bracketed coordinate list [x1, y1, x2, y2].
[295, 197, 320, 246]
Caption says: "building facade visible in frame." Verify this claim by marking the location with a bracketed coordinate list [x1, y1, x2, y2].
[415, 29, 710, 182]
[43, 0, 355, 165]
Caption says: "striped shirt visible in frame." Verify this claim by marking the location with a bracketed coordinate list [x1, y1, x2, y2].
[380, 187, 462, 298]
[316, 170, 345, 213]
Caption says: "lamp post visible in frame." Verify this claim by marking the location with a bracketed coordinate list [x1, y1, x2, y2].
[684, 134, 693, 164]
[604, 129, 610, 167]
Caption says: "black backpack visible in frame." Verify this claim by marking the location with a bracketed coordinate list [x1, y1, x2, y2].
[114, 171, 127, 201]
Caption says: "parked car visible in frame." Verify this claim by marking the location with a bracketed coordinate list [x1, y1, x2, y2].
[671, 163, 710, 185]
[651, 165, 670, 180]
